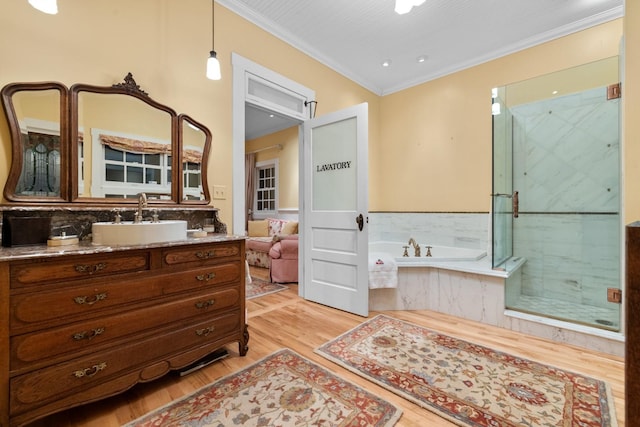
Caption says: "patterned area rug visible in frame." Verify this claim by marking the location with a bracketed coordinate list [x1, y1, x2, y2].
[124, 348, 402, 427]
[246, 277, 288, 299]
[315, 315, 617, 427]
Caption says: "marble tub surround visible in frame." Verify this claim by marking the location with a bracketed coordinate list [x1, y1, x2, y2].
[369, 263, 624, 357]
[366, 212, 623, 356]
[368, 212, 490, 254]
[0, 206, 226, 244]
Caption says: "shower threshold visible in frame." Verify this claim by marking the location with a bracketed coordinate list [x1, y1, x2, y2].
[507, 295, 620, 332]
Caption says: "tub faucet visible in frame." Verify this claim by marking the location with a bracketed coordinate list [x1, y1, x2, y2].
[408, 238, 421, 257]
[134, 192, 147, 223]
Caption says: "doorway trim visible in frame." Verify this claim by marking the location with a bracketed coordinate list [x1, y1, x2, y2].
[231, 53, 315, 235]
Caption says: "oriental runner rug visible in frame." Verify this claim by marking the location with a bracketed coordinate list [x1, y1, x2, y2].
[246, 277, 288, 300]
[124, 348, 402, 427]
[315, 314, 617, 427]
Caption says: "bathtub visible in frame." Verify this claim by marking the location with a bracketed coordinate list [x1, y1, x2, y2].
[369, 241, 487, 265]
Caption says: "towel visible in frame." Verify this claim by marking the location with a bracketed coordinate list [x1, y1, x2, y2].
[368, 252, 398, 289]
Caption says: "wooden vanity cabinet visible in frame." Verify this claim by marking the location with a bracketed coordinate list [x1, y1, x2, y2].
[0, 238, 248, 427]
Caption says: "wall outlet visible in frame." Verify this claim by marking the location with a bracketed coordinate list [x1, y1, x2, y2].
[213, 185, 227, 200]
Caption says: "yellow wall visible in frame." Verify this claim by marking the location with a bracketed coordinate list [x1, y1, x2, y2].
[377, 19, 623, 212]
[504, 56, 619, 108]
[625, 2, 640, 222]
[0, 0, 378, 229]
[0, 1, 634, 226]
[246, 126, 299, 210]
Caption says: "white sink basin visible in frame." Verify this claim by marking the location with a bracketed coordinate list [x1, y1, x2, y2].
[92, 220, 188, 246]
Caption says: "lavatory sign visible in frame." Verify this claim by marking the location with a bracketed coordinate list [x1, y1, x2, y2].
[311, 117, 357, 211]
[313, 157, 356, 211]
[316, 161, 352, 172]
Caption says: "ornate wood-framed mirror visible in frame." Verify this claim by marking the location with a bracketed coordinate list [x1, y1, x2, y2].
[1, 82, 69, 203]
[178, 114, 211, 203]
[1, 73, 212, 206]
[70, 74, 178, 204]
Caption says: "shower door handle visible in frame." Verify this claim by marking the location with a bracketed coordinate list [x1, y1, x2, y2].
[490, 192, 519, 218]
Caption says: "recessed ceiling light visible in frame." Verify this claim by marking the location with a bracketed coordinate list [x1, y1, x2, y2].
[381, 59, 392, 67]
[552, 90, 559, 95]
[417, 55, 428, 63]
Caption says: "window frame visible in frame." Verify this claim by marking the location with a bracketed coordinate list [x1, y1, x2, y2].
[253, 159, 278, 219]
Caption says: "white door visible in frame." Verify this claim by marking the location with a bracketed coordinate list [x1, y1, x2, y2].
[301, 103, 369, 316]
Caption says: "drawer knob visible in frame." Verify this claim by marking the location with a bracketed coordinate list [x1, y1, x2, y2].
[195, 250, 215, 259]
[73, 362, 107, 378]
[72, 327, 106, 341]
[74, 262, 107, 274]
[73, 292, 108, 306]
[196, 272, 216, 282]
[195, 299, 216, 309]
[195, 326, 215, 337]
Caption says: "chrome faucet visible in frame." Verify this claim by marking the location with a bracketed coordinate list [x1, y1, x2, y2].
[134, 192, 147, 223]
[408, 238, 421, 257]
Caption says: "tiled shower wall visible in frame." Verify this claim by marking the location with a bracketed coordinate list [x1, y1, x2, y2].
[510, 86, 621, 310]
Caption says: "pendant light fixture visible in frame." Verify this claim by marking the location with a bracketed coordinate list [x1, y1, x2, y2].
[206, 0, 221, 80]
[28, 0, 58, 14]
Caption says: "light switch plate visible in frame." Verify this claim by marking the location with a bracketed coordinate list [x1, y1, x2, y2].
[213, 185, 227, 200]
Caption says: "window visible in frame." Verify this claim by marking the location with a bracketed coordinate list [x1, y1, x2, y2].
[101, 146, 170, 199]
[17, 118, 61, 197]
[104, 146, 164, 185]
[19, 131, 61, 196]
[183, 160, 203, 200]
[91, 130, 175, 199]
[254, 161, 278, 217]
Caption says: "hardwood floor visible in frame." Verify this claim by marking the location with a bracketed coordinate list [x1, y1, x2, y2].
[30, 267, 625, 426]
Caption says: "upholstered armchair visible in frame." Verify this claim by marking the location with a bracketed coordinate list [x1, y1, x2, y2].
[269, 235, 299, 283]
[245, 218, 299, 283]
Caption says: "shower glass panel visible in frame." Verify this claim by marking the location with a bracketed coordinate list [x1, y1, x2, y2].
[491, 87, 514, 270]
[494, 57, 621, 331]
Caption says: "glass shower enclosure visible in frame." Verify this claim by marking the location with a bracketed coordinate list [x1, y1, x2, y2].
[491, 57, 622, 331]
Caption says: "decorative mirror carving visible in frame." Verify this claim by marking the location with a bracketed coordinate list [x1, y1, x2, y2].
[1, 73, 211, 205]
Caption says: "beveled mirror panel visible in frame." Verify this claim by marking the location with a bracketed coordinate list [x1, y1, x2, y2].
[1, 74, 212, 205]
[1, 82, 69, 203]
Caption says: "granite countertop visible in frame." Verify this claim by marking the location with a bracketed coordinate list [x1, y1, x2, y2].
[0, 233, 246, 261]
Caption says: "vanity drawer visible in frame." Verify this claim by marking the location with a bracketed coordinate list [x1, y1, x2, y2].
[161, 262, 241, 295]
[163, 241, 242, 266]
[10, 252, 150, 288]
[11, 262, 241, 330]
[9, 311, 241, 416]
[11, 286, 241, 372]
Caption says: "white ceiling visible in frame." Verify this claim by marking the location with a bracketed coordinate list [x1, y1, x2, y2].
[226, 0, 624, 139]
